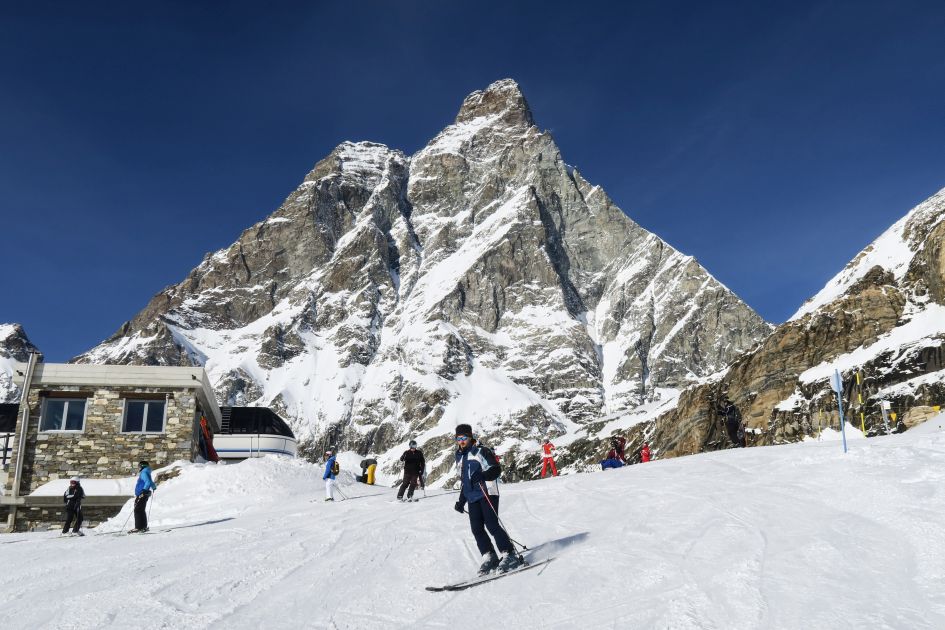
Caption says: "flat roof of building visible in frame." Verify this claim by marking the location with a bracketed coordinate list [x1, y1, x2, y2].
[12, 363, 222, 430]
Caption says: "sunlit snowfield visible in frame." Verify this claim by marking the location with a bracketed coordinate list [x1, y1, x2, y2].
[2, 415, 944, 629]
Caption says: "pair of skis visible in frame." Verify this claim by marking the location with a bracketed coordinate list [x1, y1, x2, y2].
[426, 557, 553, 592]
[94, 518, 233, 537]
[97, 528, 169, 537]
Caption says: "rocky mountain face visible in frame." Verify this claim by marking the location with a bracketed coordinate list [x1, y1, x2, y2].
[638, 187, 945, 461]
[75, 79, 770, 477]
[0, 324, 42, 402]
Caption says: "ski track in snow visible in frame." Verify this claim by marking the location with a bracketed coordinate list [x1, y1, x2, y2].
[2, 420, 945, 629]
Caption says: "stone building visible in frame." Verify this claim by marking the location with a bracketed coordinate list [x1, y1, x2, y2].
[1, 358, 221, 532]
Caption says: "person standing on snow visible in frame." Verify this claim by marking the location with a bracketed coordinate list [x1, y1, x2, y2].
[453, 423, 523, 575]
[641, 442, 651, 463]
[131, 461, 157, 533]
[62, 477, 85, 536]
[540, 437, 558, 477]
[323, 448, 338, 501]
[397, 440, 425, 502]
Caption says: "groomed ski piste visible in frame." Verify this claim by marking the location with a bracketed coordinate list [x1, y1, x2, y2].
[2, 416, 944, 629]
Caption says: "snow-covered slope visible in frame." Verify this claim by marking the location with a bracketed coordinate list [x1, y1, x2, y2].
[2, 421, 944, 629]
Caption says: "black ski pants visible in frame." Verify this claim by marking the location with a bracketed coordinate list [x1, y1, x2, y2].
[467, 495, 512, 556]
[134, 491, 151, 530]
[397, 473, 420, 499]
[63, 507, 83, 533]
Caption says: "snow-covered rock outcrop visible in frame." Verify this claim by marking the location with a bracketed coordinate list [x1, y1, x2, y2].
[645, 186, 945, 458]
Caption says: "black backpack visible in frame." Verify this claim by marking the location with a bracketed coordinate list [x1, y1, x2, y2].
[331, 459, 340, 475]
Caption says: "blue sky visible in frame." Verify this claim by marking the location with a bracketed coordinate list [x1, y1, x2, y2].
[2, 1, 944, 361]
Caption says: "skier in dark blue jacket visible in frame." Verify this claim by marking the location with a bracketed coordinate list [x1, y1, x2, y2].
[131, 460, 157, 533]
[453, 423, 524, 575]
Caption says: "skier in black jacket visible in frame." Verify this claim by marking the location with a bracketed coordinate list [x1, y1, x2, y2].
[62, 477, 85, 536]
[718, 400, 746, 447]
[397, 440, 425, 502]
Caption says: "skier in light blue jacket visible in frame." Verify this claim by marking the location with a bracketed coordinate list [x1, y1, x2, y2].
[323, 448, 337, 502]
[131, 461, 157, 532]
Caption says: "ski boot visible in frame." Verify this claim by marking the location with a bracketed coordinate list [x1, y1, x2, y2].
[497, 551, 525, 573]
[477, 552, 499, 576]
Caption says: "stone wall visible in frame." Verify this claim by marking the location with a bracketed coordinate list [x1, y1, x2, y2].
[13, 500, 126, 532]
[4, 385, 205, 495]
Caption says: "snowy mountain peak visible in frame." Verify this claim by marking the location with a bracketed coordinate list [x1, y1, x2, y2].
[75, 79, 770, 475]
[0, 322, 41, 402]
[455, 78, 534, 127]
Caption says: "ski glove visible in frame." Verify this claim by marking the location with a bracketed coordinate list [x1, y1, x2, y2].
[454, 501, 465, 514]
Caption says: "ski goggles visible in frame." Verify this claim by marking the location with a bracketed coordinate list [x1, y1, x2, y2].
[455, 435, 469, 442]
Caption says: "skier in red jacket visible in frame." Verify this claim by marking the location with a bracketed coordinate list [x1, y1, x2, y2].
[641, 442, 651, 463]
[540, 437, 558, 477]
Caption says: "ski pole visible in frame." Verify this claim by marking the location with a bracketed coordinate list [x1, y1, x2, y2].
[479, 482, 528, 552]
[335, 484, 348, 500]
[119, 499, 134, 532]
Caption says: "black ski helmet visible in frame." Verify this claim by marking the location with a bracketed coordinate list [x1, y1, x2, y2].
[138, 460, 149, 470]
[409, 440, 417, 448]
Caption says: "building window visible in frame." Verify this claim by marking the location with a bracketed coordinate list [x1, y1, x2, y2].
[122, 400, 166, 433]
[40, 399, 87, 432]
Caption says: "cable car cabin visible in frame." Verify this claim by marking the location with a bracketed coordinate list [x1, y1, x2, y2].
[215, 407, 297, 459]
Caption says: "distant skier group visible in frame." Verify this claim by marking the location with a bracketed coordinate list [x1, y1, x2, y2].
[317, 424, 661, 578]
[60, 460, 156, 536]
